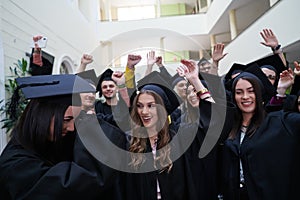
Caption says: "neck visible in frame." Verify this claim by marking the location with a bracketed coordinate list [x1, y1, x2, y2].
[242, 112, 253, 127]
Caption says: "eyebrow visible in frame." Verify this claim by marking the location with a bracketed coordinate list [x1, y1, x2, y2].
[235, 86, 253, 91]
[137, 100, 156, 105]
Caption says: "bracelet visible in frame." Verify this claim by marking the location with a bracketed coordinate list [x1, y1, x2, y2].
[117, 83, 126, 88]
[196, 88, 208, 97]
[202, 95, 212, 100]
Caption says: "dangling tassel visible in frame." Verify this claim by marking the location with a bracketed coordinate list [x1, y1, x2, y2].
[7, 86, 21, 121]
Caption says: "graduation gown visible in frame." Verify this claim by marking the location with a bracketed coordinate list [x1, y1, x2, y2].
[120, 129, 198, 200]
[241, 111, 300, 200]
[121, 99, 235, 200]
[0, 114, 125, 200]
[192, 99, 235, 200]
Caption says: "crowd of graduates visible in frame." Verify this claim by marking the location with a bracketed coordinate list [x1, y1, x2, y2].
[0, 29, 300, 200]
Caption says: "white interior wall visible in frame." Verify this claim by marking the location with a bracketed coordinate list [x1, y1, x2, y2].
[219, 0, 300, 75]
[2, 0, 99, 76]
[0, 29, 8, 154]
[0, 0, 99, 150]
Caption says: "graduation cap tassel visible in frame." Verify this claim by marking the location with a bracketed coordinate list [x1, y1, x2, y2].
[7, 80, 61, 121]
[7, 86, 21, 121]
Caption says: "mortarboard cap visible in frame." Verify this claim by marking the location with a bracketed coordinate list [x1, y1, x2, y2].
[223, 63, 248, 92]
[246, 54, 287, 76]
[170, 73, 186, 89]
[96, 68, 114, 95]
[244, 63, 276, 102]
[16, 74, 95, 104]
[8, 74, 95, 120]
[197, 58, 210, 66]
[224, 63, 247, 81]
[133, 71, 181, 115]
[76, 69, 98, 86]
[198, 72, 227, 102]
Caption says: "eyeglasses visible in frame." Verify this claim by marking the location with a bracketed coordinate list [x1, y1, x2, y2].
[266, 75, 276, 80]
[200, 66, 211, 71]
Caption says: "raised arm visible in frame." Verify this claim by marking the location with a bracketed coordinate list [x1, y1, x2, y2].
[76, 54, 93, 73]
[144, 50, 157, 77]
[178, 59, 214, 103]
[125, 54, 141, 89]
[112, 71, 130, 107]
[32, 35, 43, 66]
[260, 29, 287, 66]
[211, 43, 228, 75]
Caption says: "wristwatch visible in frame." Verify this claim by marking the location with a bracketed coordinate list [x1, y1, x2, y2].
[272, 44, 281, 52]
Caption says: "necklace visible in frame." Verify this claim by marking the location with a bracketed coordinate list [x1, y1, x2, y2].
[150, 136, 158, 150]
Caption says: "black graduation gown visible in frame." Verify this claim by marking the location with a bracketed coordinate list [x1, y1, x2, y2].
[219, 132, 251, 200]
[120, 129, 198, 200]
[29, 55, 53, 76]
[241, 111, 300, 200]
[121, 99, 235, 200]
[0, 115, 126, 200]
[187, 99, 235, 200]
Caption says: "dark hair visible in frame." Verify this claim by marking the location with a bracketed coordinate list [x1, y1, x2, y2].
[229, 75, 265, 139]
[11, 99, 71, 162]
[185, 84, 200, 123]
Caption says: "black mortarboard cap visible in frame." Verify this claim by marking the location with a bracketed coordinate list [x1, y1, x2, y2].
[96, 68, 114, 95]
[246, 54, 287, 76]
[198, 72, 227, 102]
[133, 71, 181, 115]
[223, 63, 248, 92]
[76, 69, 98, 86]
[197, 58, 210, 66]
[224, 63, 247, 81]
[170, 73, 185, 89]
[244, 63, 276, 102]
[8, 74, 95, 120]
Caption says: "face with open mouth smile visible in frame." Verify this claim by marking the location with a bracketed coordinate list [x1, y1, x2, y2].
[136, 93, 159, 130]
[187, 85, 199, 108]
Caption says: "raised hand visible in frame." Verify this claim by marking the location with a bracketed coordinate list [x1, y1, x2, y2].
[112, 71, 125, 86]
[127, 54, 142, 69]
[178, 59, 198, 81]
[147, 51, 157, 67]
[155, 56, 163, 68]
[81, 54, 93, 66]
[33, 35, 43, 49]
[260, 29, 279, 49]
[278, 69, 294, 90]
[212, 43, 227, 63]
[144, 51, 157, 76]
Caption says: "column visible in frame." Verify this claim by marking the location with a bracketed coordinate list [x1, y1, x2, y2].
[207, 0, 211, 8]
[229, 9, 238, 40]
[199, 49, 204, 59]
[210, 34, 216, 55]
[160, 37, 165, 60]
[156, 0, 161, 18]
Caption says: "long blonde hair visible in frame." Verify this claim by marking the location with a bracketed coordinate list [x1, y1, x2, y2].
[129, 90, 173, 172]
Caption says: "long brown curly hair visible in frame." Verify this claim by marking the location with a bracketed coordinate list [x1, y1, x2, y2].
[129, 90, 173, 172]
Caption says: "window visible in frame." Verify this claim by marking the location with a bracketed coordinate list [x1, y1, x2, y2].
[118, 6, 155, 21]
